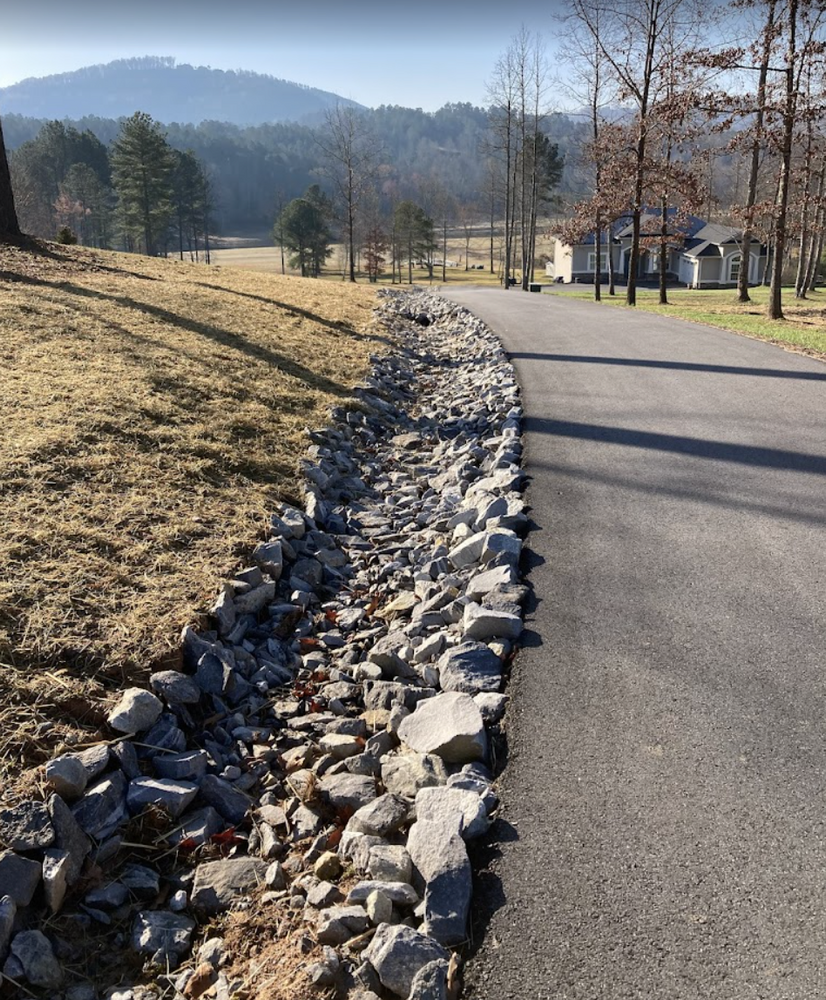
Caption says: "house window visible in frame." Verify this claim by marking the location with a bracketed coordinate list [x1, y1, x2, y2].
[729, 254, 742, 282]
[648, 253, 661, 272]
[587, 251, 608, 271]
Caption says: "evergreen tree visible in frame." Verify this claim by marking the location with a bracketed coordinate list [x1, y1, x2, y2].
[111, 112, 174, 255]
[275, 193, 332, 276]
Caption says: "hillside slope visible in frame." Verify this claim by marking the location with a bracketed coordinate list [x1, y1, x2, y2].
[0, 56, 363, 125]
[0, 239, 381, 784]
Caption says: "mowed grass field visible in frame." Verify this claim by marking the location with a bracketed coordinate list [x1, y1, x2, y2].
[0, 239, 382, 786]
[547, 284, 826, 358]
[212, 229, 556, 286]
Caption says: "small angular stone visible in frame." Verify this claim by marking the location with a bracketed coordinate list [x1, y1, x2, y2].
[397, 692, 487, 765]
[107, 688, 163, 734]
[363, 923, 448, 997]
[190, 858, 269, 915]
[42, 849, 70, 914]
[150, 670, 202, 705]
[44, 755, 88, 800]
[127, 778, 199, 819]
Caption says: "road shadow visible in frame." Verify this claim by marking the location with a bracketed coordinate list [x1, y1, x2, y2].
[526, 416, 826, 477]
[509, 353, 826, 380]
[466, 818, 520, 958]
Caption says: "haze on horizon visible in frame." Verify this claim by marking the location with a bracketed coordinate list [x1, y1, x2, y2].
[2, 0, 569, 113]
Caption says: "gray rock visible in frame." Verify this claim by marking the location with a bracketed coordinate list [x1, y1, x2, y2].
[120, 864, 160, 900]
[415, 786, 489, 840]
[167, 806, 224, 846]
[366, 888, 393, 926]
[348, 794, 409, 837]
[211, 587, 236, 637]
[319, 733, 363, 760]
[49, 793, 91, 884]
[76, 743, 110, 779]
[473, 691, 507, 724]
[199, 775, 253, 825]
[45, 755, 88, 800]
[307, 881, 340, 908]
[42, 849, 70, 914]
[264, 861, 286, 890]
[149, 670, 202, 705]
[131, 910, 195, 962]
[126, 778, 198, 819]
[480, 529, 521, 566]
[71, 771, 128, 838]
[407, 819, 471, 947]
[290, 804, 324, 840]
[364, 923, 448, 998]
[110, 740, 140, 779]
[367, 844, 412, 884]
[0, 800, 54, 851]
[234, 581, 276, 615]
[465, 564, 516, 601]
[195, 652, 232, 695]
[0, 850, 41, 906]
[9, 930, 63, 989]
[85, 882, 128, 911]
[437, 640, 502, 694]
[65, 986, 98, 1000]
[198, 936, 226, 968]
[381, 753, 448, 799]
[319, 773, 376, 813]
[408, 959, 449, 1000]
[107, 687, 163, 734]
[347, 881, 418, 907]
[316, 905, 370, 944]
[141, 714, 187, 756]
[339, 830, 385, 871]
[252, 539, 283, 580]
[190, 858, 269, 915]
[154, 749, 209, 781]
[397, 692, 487, 764]
[447, 531, 486, 570]
[0, 896, 15, 962]
[462, 602, 522, 642]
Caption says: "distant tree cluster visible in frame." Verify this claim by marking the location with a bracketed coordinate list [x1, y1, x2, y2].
[7, 112, 211, 258]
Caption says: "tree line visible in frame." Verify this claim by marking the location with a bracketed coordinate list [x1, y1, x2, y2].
[5, 112, 211, 258]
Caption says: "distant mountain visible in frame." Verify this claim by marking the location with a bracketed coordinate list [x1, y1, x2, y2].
[0, 56, 363, 126]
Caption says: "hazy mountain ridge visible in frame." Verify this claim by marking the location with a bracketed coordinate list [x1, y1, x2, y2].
[0, 56, 363, 126]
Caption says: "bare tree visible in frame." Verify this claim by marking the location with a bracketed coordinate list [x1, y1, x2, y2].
[0, 116, 21, 238]
[316, 105, 381, 282]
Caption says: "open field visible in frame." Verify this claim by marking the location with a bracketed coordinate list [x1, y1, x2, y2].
[0, 239, 382, 787]
[546, 284, 826, 359]
[211, 229, 556, 286]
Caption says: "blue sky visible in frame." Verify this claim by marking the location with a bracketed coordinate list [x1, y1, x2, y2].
[2, 0, 568, 111]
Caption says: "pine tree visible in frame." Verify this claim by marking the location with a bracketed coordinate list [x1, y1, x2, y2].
[111, 112, 174, 255]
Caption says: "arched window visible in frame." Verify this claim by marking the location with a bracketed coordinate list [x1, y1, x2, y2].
[729, 253, 742, 282]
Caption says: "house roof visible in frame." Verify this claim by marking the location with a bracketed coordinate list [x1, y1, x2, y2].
[615, 212, 707, 240]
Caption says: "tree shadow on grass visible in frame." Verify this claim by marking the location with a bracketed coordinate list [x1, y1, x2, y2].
[0, 236, 159, 279]
[0, 272, 356, 398]
[195, 281, 395, 346]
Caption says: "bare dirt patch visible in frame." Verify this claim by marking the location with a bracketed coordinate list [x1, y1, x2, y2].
[0, 238, 382, 792]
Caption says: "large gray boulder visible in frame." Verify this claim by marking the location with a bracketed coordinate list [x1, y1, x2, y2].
[462, 602, 522, 643]
[364, 923, 448, 998]
[407, 820, 472, 947]
[397, 692, 487, 764]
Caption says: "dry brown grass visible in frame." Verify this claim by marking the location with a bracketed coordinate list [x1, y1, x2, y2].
[0, 239, 382, 784]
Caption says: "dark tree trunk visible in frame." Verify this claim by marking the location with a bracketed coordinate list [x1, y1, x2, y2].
[0, 117, 21, 238]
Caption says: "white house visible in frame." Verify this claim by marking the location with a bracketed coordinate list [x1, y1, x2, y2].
[552, 214, 768, 288]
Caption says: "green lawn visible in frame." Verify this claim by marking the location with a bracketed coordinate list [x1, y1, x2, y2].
[546, 285, 826, 358]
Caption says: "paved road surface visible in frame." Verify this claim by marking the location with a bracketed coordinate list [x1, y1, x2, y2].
[440, 288, 826, 1000]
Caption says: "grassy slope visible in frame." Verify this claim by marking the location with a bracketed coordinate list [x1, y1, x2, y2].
[547, 285, 826, 358]
[0, 240, 381, 782]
